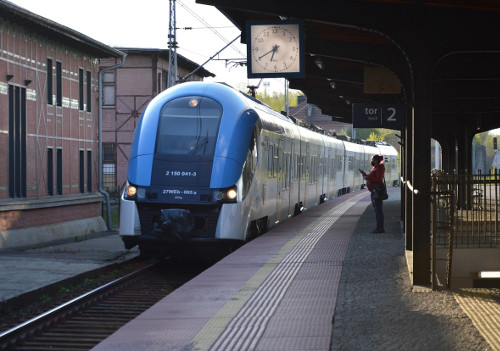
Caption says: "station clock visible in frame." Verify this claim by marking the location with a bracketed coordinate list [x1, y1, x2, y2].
[246, 20, 304, 78]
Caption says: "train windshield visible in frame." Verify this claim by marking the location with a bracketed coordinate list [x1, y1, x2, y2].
[156, 96, 222, 155]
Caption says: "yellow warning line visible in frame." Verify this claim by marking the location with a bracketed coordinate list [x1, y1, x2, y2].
[453, 289, 500, 351]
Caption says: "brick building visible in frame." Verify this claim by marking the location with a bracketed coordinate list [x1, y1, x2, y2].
[0, 1, 123, 248]
[100, 48, 214, 194]
[289, 96, 351, 135]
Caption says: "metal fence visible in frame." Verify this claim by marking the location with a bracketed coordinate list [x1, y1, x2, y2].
[430, 170, 499, 289]
[101, 182, 122, 232]
[431, 170, 499, 249]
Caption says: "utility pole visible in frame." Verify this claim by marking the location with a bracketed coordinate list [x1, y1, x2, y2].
[167, 0, 178, 88]
[284, 79, 289, 115]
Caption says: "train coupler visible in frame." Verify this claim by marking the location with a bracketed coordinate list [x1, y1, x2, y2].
[154, 209, 195, 240]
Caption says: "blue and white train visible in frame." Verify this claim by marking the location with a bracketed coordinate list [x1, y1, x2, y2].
[119, 82, 398, 256]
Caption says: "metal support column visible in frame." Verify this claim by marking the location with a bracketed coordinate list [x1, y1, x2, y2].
[405, 106, 413, 250]
[411, 60, 432, 286]
[167, 0, 178, 88]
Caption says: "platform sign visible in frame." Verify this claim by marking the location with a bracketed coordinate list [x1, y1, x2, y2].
[352, 104, 405, 130]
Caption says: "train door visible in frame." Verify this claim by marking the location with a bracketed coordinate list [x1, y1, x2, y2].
[340, 142, 347, 194]
[334, 149, 340, 195]
[315, 145, 321, 203]
[276, 138, 283, 223]
[297, 140, 304, 212]
[304, 144, 310, 209]
[288, 141, 295, 218]
[327, 149, 332, 199]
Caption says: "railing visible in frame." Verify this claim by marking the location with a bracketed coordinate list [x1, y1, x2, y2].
[431, 170, 499, 249]
[101, 183, 123, 231]
[430, 170, 499, 290]
[403, 171, 499, 289]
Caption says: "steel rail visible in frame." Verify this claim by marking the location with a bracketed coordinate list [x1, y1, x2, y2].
[0, 263, 156, 350]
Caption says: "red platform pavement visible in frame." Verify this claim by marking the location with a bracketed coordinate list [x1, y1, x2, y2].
[92, 190, 368, 351]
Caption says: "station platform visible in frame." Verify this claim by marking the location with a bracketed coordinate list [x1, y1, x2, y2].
[87, 188, 497, 351]
[0, 231, 139, 307]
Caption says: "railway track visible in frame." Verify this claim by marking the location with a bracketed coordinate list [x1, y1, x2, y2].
[0, 258, 207, 351]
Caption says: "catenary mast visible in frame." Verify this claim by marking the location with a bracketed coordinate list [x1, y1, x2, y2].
[167, 0, 178, 87]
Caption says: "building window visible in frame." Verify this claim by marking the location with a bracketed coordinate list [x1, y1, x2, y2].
[162, 69, 168, 91]
[87, 150, 92, 193]
[157, 72, 162, 95]
[8, 85, 27, 198]
[47, 58, 53, 105]
[103, 70, 115, 106]
[103, 143, 117, 194]
[56, 61, 62, 107]
[86, 71, 92, 112]
[47, 148, 54, 196]
[79, 68, 84, 110]
[79, 150, 84, 193]
[56, 148, 63, 195]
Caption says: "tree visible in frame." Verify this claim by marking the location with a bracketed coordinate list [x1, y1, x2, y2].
[367, 131, 384, 142]
[255, 88, 302, 113]
[354, 128, 400, 150]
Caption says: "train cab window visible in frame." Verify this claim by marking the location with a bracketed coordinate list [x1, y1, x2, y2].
[156, 96, 222, 155]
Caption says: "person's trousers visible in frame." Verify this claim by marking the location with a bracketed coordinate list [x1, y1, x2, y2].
[371, 192, 384, 230]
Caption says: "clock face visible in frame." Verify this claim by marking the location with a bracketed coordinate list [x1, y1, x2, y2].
[247, 21, 304, 78]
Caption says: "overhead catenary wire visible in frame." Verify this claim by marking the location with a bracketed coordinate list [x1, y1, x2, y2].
[179, 34, 241, 83]
[176, 26, 235, 30]
[177, 0, 246, 58]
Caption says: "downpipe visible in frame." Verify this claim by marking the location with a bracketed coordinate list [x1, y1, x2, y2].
[98, 53, 127, 231]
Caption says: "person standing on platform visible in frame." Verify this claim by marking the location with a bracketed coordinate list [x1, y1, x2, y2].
[359, 155, 385, 233]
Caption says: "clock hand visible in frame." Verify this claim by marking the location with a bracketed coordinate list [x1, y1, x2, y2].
[258, 47, 275, 60]
[269, 45, 280, 62]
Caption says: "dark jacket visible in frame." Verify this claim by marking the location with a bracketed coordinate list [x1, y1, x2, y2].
[364, 164, 385, 192]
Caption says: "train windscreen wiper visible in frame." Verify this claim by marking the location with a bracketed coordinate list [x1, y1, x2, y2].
[189, 136, 209, 154]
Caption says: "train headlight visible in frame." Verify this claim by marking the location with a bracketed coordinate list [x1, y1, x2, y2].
[212, 186, 238, 203]
[226, 188, 237, 200]
[124, 185, 137, 200]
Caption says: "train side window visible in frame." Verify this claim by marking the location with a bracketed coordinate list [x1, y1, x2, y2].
[268, 143, 274, 178]
[287, 154, 292, 188]
[300, 155, 304, 180]
[297, 155, 300, 180]
[348, 156, 354, 170]
[309, 157, 313, 184]
[314, 156, 318, 184]
[311, 156, 315, 184]
[273, 144, 279, 178]
[283, 152, 288, 189]
[294, 153, 299, 181]
[330, 156, 335, 179]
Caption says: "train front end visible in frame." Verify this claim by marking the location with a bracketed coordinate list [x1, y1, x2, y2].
[119, 82, 257, 256]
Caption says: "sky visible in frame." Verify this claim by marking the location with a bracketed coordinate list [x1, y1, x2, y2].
[8, 0, 287, 93]
[7, 0, 500, 135]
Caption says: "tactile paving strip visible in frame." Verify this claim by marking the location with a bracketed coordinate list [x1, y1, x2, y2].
[206, 197, 361, 351]
[454, 288, 500, 351]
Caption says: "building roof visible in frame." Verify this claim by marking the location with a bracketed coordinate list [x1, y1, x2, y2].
[289, 97, 351, 134]
[198, 0, 500, 133]
[114, 48, 215, 79]
[0, 0, 123, 58]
